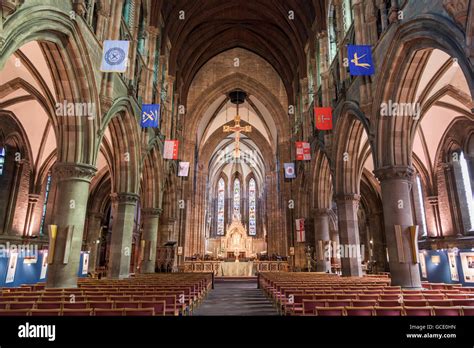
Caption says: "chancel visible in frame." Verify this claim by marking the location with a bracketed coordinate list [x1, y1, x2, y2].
[0, 0, 473, 323]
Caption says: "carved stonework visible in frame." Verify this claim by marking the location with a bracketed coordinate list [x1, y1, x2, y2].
[314, 208, 331, 217]
[335, 193, 361, 203]
[443, 0, 469, 28]
[99, 95, 113, 112]
[72, 0, 87, 17]
[111, 192, 140, 205]
[28, 194, 40, 204]
[1, 0, 24, 18]
[52, 162, 97, 182]
[141, 208, 163, 217]
[373, 165, 415, 182]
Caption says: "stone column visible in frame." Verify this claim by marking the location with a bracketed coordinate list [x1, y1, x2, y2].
[22, 193, 39, 237]
[46, 163, 96, 288]
[108, 192, 139, 279]
[85, 212, 103, 273]
[335, 194, 363, 276]
[374, 166, 421, 288]
[314, 209, 331, 272]
[140, 208, 162, 273]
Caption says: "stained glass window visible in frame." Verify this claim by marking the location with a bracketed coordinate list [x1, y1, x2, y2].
[217, 178, 225, 235]
[233, 178, 240, 219]
[249, 178, 256, 236]
[39, 173, 52, 235]
[0, 147, 5, 176]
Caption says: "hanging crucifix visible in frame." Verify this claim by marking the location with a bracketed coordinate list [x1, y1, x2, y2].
[223, 97, 252, 158]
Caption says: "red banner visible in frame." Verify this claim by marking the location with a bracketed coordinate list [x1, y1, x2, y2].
[315, 107, 332, 130]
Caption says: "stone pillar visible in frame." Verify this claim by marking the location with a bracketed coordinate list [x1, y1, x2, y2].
[374, 166, 421, 288]
[314, 209, 331, 272]
[335, 194, 363, 276]
[46, 163, 96, 288]
[108, 192, 139, 279]
[140, 208, 162, 273]
[22, 193, 38, 237]
[85, 212, 103, 273]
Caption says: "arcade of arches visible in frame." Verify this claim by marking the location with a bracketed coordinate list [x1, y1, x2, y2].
[0, 0, 473, 294]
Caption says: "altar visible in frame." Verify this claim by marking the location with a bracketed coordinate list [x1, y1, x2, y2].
[218, 261, 255, 277]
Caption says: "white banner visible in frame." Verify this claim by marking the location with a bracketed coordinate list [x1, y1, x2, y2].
[40, 251, 48, 279]
[6, 251, 18, 283]
[460, 252, 474, 283]
[82, 252, 89, 275]
[100, 40, 130, 72]
[178, 162, 190, 177]
[448, 251, 459, 281]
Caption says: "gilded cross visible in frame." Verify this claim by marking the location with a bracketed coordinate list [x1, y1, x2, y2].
[223, 114, 252, 157]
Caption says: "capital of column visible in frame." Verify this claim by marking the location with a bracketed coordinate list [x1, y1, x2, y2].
[88, 211, 104, 220]
[335, 193, 361, 203]
[373, 165, 414, 182]
[52, 162, 97, 183]
[28, 194, 40, 204]
[141, 208, 163, 218]
[314, 208, 331, 217]
[111, 192, 140, 205]
[427, 196, 439, 206]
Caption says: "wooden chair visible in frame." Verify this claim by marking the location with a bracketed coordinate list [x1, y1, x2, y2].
[302, 300, 326, 316]
[94, 308, 124, 316]
[124, 308, 155, 316]
[314, 307, 345, 316]
[139, 301, 166, 316]
[403, 306, 433, 316]
[461, 306, 474, 316]
[62, 309, 93, 316]
[403, 300, 428, 307]
[30, 309, 61, 316]
[0, 309, 29, 316]
[345, 306, 374, 316]
[374, 307, 403, 316]
[432, 306, 462, 316]
[114, 301, 141, 309]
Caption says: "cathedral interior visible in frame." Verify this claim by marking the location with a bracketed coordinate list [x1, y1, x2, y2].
[0, 0, 474, 341]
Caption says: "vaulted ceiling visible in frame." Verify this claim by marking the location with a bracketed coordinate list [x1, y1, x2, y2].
[153, 0, 325, 102]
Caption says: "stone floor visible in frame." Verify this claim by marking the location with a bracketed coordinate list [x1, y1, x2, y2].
[193, 279, 278, 316]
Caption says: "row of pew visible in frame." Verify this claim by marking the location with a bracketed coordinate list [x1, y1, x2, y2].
[0, 273, 212, 316]
[259, 272, 474, 316]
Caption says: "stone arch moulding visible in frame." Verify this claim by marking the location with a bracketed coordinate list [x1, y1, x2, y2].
[374, 16, 474, 168]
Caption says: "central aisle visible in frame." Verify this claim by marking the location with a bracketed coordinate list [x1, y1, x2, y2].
[193, 278, 278, 316]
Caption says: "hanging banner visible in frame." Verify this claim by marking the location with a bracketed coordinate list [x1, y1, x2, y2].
[163, 140, 179, 160]
[348, 45, 375, 76]
[460, 252, 474, 283]
[295, 218, 305, 243]
[448, 251, 459, 282]
[284, 163, 296, 179]
[6, 251, 18, 283]
[178, 162, 190, 177]
[419, 252, 427, 278]
[100, 40, 130, 73]
[296, 142, 311, 161]
[315, 107, 333, 130]
[40, 251, 48, 279]
[140, 104, 160, 128]
[82, 252, 90, 275]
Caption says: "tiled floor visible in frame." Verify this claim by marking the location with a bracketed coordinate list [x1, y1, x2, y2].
[193, 279, 278, 316]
